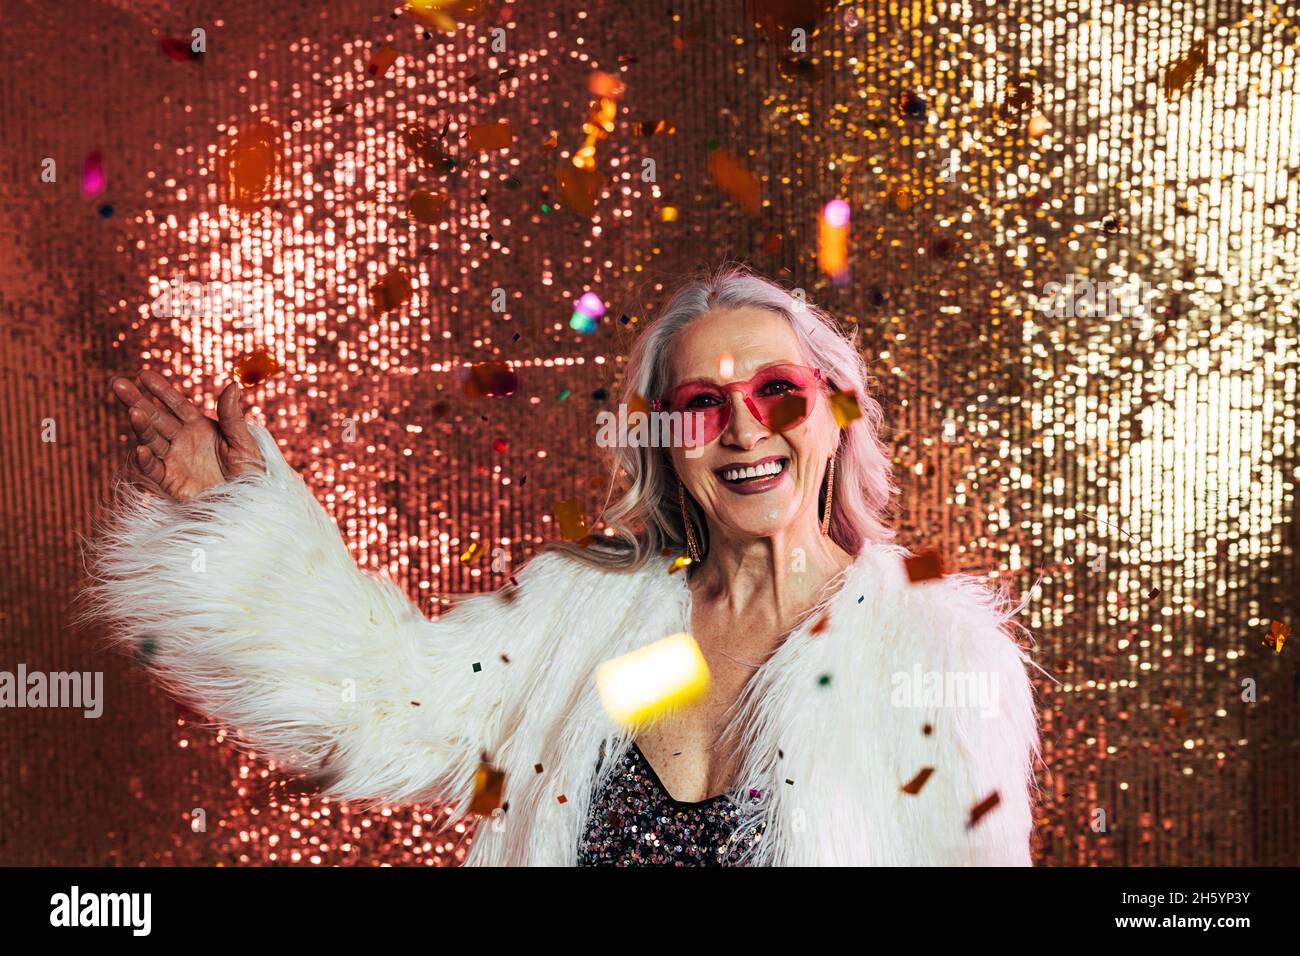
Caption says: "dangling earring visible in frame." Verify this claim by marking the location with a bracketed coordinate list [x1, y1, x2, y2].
[677, 477, 702, 562]
[820, 455, 835, 536]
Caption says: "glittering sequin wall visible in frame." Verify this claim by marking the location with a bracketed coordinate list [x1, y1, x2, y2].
[0, 0, 1296, 865]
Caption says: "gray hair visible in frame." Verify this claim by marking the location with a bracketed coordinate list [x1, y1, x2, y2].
[549, 261, 897, 572]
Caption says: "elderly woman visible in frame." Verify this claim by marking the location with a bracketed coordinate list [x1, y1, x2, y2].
[82, 264, 1040, 866]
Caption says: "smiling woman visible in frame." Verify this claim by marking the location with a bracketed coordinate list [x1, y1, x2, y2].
[79, 261, 1041, 867]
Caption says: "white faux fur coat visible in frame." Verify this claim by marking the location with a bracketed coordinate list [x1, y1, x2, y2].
[82, 423, 1042, 866]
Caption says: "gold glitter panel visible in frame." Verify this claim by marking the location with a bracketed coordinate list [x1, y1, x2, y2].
[0, 0, 1295, 865]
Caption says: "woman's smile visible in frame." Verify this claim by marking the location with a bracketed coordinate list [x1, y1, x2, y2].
[713, 454, 790, 494]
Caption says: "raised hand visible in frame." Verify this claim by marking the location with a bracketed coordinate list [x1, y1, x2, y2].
[108, 369, 266, 501]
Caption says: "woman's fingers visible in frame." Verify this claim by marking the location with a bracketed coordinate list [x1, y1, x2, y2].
[132, 444, 168, 495]
[128, 404, 172, 460]
[216, 382, 265, 473]
[139, 369, 201, 424]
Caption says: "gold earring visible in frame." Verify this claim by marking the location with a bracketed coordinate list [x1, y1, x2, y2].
[677, 478, 702, 562]
[820, 455, 835, 536]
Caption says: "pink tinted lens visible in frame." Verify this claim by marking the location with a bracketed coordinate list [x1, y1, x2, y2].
[747, 365, 820, 430]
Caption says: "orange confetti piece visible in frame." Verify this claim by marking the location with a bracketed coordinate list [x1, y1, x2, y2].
[1266, 620, 1289, 653]
[370, 268, 413, 314]
[461, 361, 519, 398]
[588, 70, 626, 99]
[904, 550, 945, 583]
[367, 44, 399, 78]
[554, 498, 588, 541]
[408, 189, 448, 224]
[221, 120, 279, 213]
[468, 120, 512, 151]
[668, 556, 693, 574]
[829, 390, 862, 426]
[232, 349, 282, 388]
[708, 148, 760, 214]
[809, 611, 830, 635]
[542, 132, 558, 149]
[556, 161, 603, 216]
[766, 393, 808, 431]
[468, 763, 505, 815]
[1163, 38, 1210, 100]
[891, 184, 916, 210]
[967, 791, 1001, 829]
[404, 124, 454, 172]
[902, 767, 934, 795]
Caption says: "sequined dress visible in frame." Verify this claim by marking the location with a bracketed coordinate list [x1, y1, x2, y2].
[578, 742, 767, 866]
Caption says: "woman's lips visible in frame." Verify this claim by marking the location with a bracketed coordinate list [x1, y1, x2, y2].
[715, 457, 790, 495]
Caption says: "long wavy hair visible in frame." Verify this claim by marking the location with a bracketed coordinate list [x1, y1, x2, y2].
[548, 262, 897, 573]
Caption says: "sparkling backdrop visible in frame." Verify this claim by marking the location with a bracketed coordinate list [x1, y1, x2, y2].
[0, 0, 1296, 866]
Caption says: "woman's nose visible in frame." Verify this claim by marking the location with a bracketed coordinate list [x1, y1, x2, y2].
[720, 389, 766, 448]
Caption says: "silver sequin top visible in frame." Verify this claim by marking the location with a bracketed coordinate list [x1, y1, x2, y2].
[578, 742, 767, 866]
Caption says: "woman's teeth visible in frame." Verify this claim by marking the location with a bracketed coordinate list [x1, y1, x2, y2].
[719, 459, 787, 483]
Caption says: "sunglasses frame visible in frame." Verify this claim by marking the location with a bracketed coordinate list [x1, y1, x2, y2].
[652, 363, 827, 445]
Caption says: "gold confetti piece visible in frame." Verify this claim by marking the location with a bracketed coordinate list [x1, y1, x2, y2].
[232, 349, 282, 387]
[890, 184, 916, 210]
[668, 555, 692, 574]
[596, 632, 711, 729]
[766, 392, 808, 430]
[904, 550, 945, 583]
[460, 541, 482, 563]
[708, 148, 760, 214]
[829, 389, 862, 426]
[901, 767, 934, 794]
[468, 763, 505, 815]
[408, 189, 448, 224]
[1163, 38, 1210, 100]
[1266, 620, 1289, 653]
[660, 206, 678, 222]
[1027, 112, 1051, 137]
[554, 498, 588, 541]
[967, 791, 1001, 829]
[366, 44, 399, 78]
[542, 131, 558, 149]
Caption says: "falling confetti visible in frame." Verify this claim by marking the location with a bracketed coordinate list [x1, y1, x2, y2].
[366, 44, 399, 78]
[370, 268, 413, 314]
[408, 189, 448, 223]
[80, 152, 105, 196]
[904, 550, 945, 583]
[829, 389, 862, 427]
[967, 791, 1002, 829]
[707, 147, 760, 214]
[467, 763, 505, 815]
[596, 632, 711, 728]
[553, 498, 588, 541]
[467, 120, 513, 151]
[1265, 621, 1289, 653]
[1163, 38, 1210, 99]
[221, 120, 279, 213]
[460, 361, 518, 398]
[901, 767, 935, 794]
[231, 349, 282, 387]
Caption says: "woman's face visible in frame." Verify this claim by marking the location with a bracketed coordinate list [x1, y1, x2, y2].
[664, 306, 839, 543]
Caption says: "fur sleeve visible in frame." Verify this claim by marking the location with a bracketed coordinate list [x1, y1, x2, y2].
[924, 572, 1042, 865]
[77, 423, 578, 811]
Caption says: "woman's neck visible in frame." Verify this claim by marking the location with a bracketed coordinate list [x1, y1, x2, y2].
[688, 523, 856, 623]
